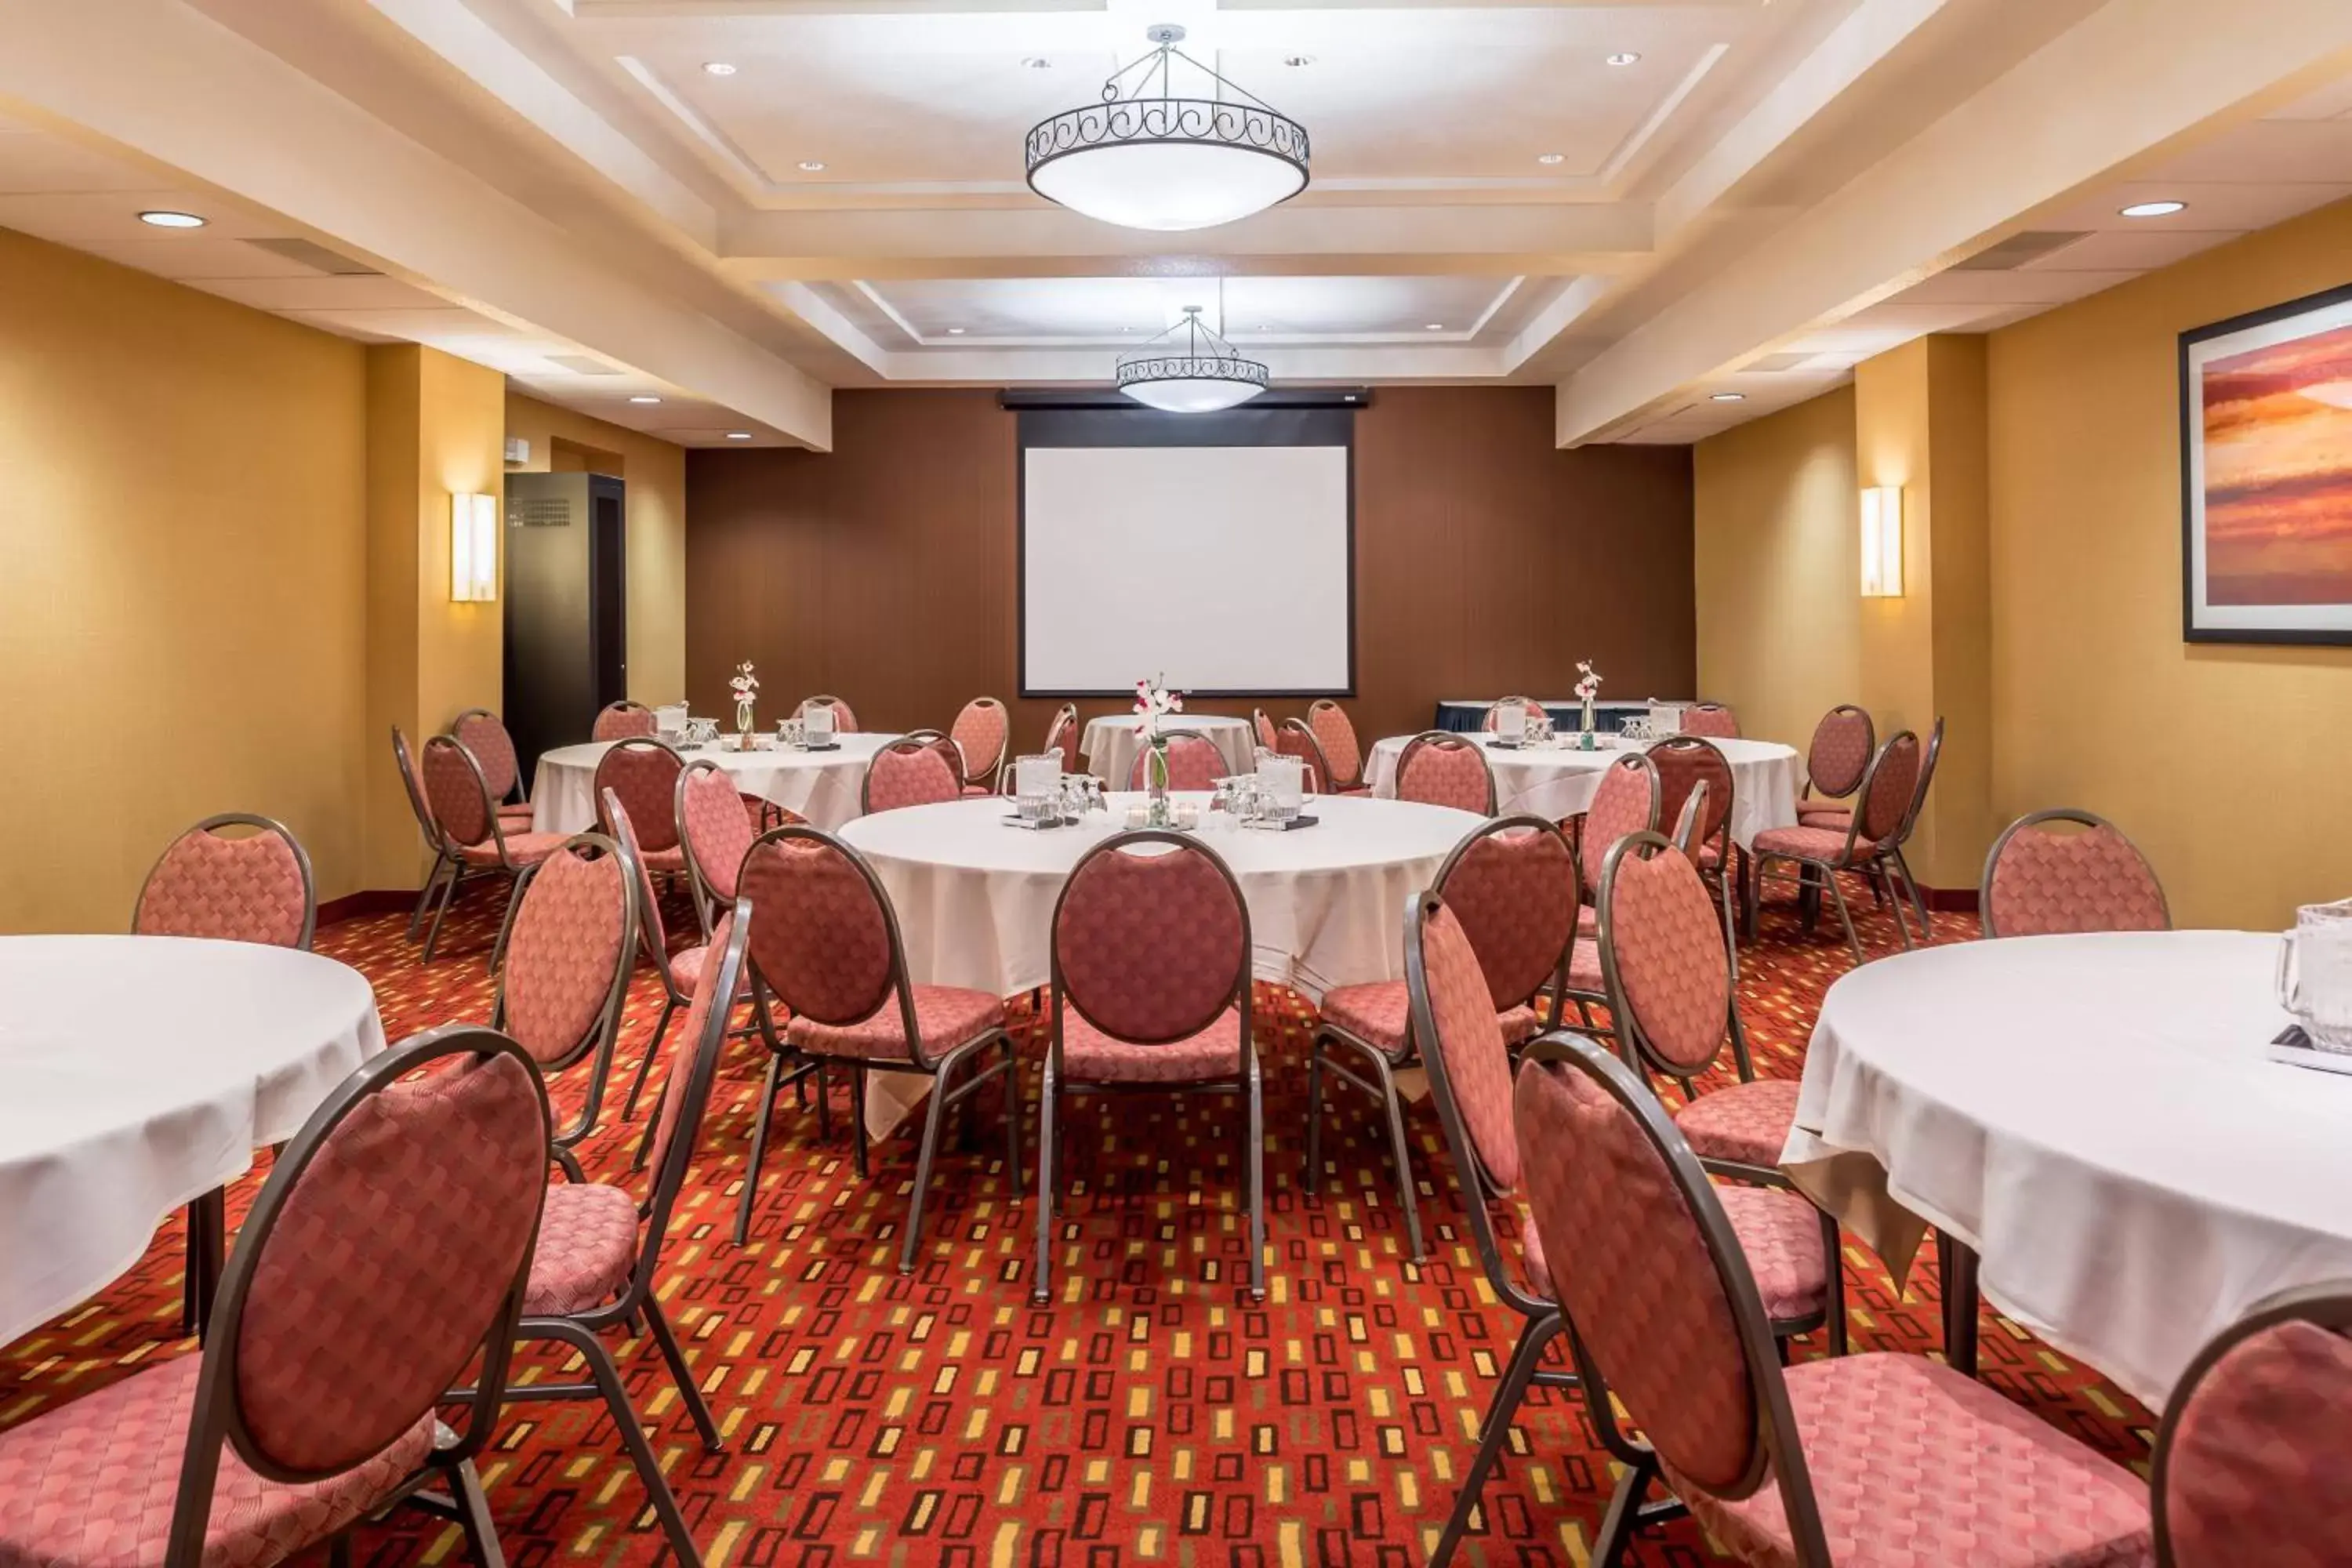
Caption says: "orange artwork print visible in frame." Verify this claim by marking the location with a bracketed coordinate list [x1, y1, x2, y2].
[2200, 319, 2352, 606]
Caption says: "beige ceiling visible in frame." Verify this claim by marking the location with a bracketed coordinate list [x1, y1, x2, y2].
[0, 0, 2346, 449]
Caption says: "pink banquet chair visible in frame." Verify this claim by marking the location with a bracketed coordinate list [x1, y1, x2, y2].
[1041, 702, 1082, 776]
[1980, 805, 2171, 938]
[1276, 717, 1331, 793]
[1034, 830, 1262, 1302]
[452, 707, 536, 833]
[1646, 735, 1738, 931]
[1562, 753, 1661, 1015]
[1307, 815, 1577, 1260]
[607, 787, 743, 1127]
[1480, 695, 1547, 732]
[735, 826, 1020, 1265]
[0, 1026, 550, 1568]
[1744, 730, 1922, 966]
[392, 726, 455, 940]
[503, 907, 753, 1568]
[2152, 1280, 2352, 1567]
[1680, 700, 1740, 739]
[677, 757, 759, 938]
[1795, 703, 1875, 828]
[1252, 707, 1282, 753]
[797, 693, 859, 732]
[1125, 730, 1225, 791]
[1413, 898, 1839, 1568]
[593, 736, 687, 877]
[949, 695, 1011, 795]
[1800, 715, 1941, 950]
[485, 830, 637, 1152]
[592, 699, 656, 742]
[1502, 1031, 2151, 1568]
[864, 732, 965, 812]
[1306, 699, 1369, 793]
[1394, 731, 1497, 815]
[418, 734, 572, 964]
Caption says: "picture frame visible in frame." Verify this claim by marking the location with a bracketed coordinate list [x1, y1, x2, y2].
[2180, 279, 2352, 644]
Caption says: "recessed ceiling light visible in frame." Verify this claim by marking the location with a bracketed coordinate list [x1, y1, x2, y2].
[628, 395, 661, 404]
[1022, 56, 1051, 69]
[1710, 391, 1746, 402]
[1537, 152, 1566, 165]
[1606, 51, 1642, 65]
[1424, 323, 1444, 331]
[797, 160, 826, 172]
[2120, 199, 2186, 218]
[1283, 55, 1316, 67]
[702, 61, 737, 76]
[138, 210, 206, 229]
[725, 431, 753, 440]
[946, 326, 966, 335]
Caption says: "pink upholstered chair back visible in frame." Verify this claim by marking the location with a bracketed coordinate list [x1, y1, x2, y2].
[220, 1028, 547, 1483]
[1646, 737, 1733, 855]
[644, 906, 751, 1217]
[950, 697, 1010, 788]
[1580, 754, 1660, 896]
[593, 701, 656, 742]
[1436, 818, 1578, 1013]
[1893, 715, 1945, 844]
[1980, 808, 2170, 939]
[799, 695, 858, 732]
[1127, 731, 1225, 792]
[1806, 705, 1875, 799]
[1253, 709, 1281, 752]
[593, 738, 685, 853]
[1044, 704, 1081, 775]
[133, 815, 315, 950]
[1598, 833, 1733, 1079]
[677, 761, 757, 905]
[865, 736, 964, 812]
[1405, 899, 1521, 1195]
[1670, 779, 1711, 857]
[1855, 731, 1921, 846]
[739, 827, 905, 1032]
[1276, 719, 1331, 794]
[1396, 732, 1496, 814]
[1307, 700, 1362, 789]
[391, 726, 437, 842]
[1054, 833, 1247, 1045]
[421, 735, 498, 851]
[1481, 697, 1545, 731]
[601, 790, 671, 977]
[493, 835, 633, 1069]
[2154, 1283, 2352, 1568]
[452, 709, 520, 801]
[1681, 702, 1740, 739]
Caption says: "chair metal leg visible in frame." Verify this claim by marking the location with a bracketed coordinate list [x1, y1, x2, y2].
[1824, 867, 1867, 967]
[407, 851, 452, 941]
[1878, 863, 1918, 949]
[1245, 1055, 1266, 1301]
[1000, 1037, 1024, 1201]
[422, 866, 466, 962]
[543, 1321, 706, 1568]
[897, 1060, 955, 1274]
[733, 1052, 785, 1246]
[1427, 1312, 1562, 1568]
[182, 1189, 225, 1341]
[623, 996, 681, 1123]
[1821, 1207, 1849, 1357]
[850, 1065, 869, 1179]
[1300, 1034, 1327, 1185]
[1030, 1058, 1059, 1305]
[1590, 1451, 1660, 1568]
[643, 1294, 724, 1451]
[1366, 1052, 1425, 1262]
[1895, 847, 1933, 940]
[449, 1456, 509, 1568]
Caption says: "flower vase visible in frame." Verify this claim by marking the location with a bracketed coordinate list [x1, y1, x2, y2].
[1580, 695, 1597, 751]
[735, 701, 757, 751]
[1145, 740, 1173, 826]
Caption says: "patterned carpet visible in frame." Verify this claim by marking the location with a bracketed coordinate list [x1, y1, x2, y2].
[0, 876, 2154, 1566]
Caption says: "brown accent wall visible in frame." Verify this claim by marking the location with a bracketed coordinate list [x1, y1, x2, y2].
[686, 387, 1695, 758]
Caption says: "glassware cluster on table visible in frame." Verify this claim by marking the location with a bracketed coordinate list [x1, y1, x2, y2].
[775, 706, 837, 750]
[1002, 749, 1312, 832]
[1009, 753, 1107, 829]
[1490, 704, 1558, 748]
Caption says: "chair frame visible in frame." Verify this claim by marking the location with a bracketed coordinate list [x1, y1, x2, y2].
[673, 758, 743, 940]
[1277, 717, 1334, 795]
[950, 696, 1011, 793]
[593, 698, 655, 739]
[452, 706, 527, 810]
[132, 812, 318, 952]
[1394, 730, 1498, 815]
[485, 829, 640, 1155]
[736, 826, 1022, 1270]
[392, 726, 453, 942]
[1799, 703, 1875, 806]
[862, 731, 965, 815]
[1978, 802, 2169, 940]
[1305, 699, 1365, 791]
[1304, 815, 1577, 1261]
[1743, 730, 1921, 966]
[1042, 702, 1083, 779]
[1033, 829, 1263, 1304]
[1876, 714, 1944, 944]
[1646, 735, 1740, 938]
[608, 782, 745, 1127]
[418, 735, 545, 967]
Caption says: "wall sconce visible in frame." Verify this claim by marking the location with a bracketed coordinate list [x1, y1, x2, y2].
[1860, 485, 1904, 597]
[451, 493, 498, 603]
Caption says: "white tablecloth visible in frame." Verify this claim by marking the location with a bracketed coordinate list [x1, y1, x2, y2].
[0, 936, 385, 1345]
[1784, 930, 2352, 1407]
[1363, 732, 1800, 848]
[531, 732, 902, 834]
[1080, 717, 1256, 789]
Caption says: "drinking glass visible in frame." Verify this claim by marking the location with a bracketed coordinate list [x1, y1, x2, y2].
[2279, 899, 2352, 1052]
[1261, 754, 1305, 822]
[1014, 753, 1061, 822]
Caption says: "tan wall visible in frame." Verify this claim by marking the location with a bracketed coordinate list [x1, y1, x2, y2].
[503, 393, 688, 706]
[0, 227, 369, 931]
[1989, 198, 2352, 928]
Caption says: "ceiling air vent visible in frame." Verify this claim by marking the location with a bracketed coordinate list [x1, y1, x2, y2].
[241, 237, 380, 275]
[1955, 230, 2092, 271]
[546, 354, 624, 376]
[1741, 353, 1813, 373]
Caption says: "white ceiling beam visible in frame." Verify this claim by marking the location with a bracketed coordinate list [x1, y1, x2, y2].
[887, 341, 1515, 383]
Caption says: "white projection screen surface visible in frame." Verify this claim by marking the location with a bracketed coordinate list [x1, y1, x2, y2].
[1021, 443, 1353, 695]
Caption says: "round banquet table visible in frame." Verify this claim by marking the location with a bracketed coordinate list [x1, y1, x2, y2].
[1784, 930, 2352, 1407]
[839, 791, 1483, 1002]
[0, 935, 386, 1345]
[530, 731, 902, 835]
[1363, 731, 1800, 847]
[1080, 716, 1256, 789]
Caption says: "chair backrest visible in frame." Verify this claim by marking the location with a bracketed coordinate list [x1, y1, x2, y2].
[1980, 808, 2171, 939]
[593, 738, 686, 853]
[1127, 731, 1225, 792]
[601, 790, 673, 985]
[1646, 736, 1733, 858]
[452, 709, 520, 802]
[1806, 704, 1875, 799]
[390, 726, 438, 844]
[491, 833, 636, 1080]
[1579, 753, 1661, 898]
[1043, 703, 1081, 775]
[950, 697, 1010, 789]
[2153, 1281, 2352, 1568]
[1597, 832, 1734, 1082]
[677, 760, 757, 908]
[420, 734, 499, 853]
[1890, 714, 1945, 846]
[1252, 709, 1281, 753]
[1306, 700, 1363, 789]
[1681, 702, 1740, 739]
[1481, 696, 1544, 731]
[798, 694, 858, 732]
[1511, 1034, 1824, 1550]
[739, 826, 928, 1060]
[1670, 779, 1711, 857]
[1053, 831, 1248, 1047]
[639, 904, 753, 1265]
[1852, 730, 1922, 848]
[1396, 731, 1496, 814]
[593, 700, 656, 742]
[1277, 718, 1332, 794]
[182, 1025, 546, 1544]
[1434, 816, 1579, 1014]
[864, 734, 964, 812]
[132, 814, 316, 951]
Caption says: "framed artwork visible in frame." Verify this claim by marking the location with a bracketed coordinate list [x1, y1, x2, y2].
[2181, 280, 2352, 644]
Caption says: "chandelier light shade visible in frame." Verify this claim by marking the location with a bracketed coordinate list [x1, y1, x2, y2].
[1026, 24, 1310, 233]
[1116, 306, 1271, 412]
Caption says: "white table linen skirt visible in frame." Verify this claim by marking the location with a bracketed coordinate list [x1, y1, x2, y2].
[1363, 732, 1800, 847]
[1080, 717, 1257, 790]
[531, 732, 901, 835]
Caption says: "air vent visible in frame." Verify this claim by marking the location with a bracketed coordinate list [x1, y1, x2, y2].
[1741, 353, 1813, 374]
[546, 354, 623, 376]
[1955, 230, 2091, 271]
[507, 496, 573, 529]
[241, 237, 380, 276]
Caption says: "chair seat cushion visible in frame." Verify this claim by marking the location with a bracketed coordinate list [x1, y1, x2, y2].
[498, 801, 536, 825]
[1697, 843, 1723, 870]
[1566, 936, 1603, 995]
[460, 831, 569, 868]
[1675, 1077, 1802, 1169]
[1063, 1007, 1244, 1084]
[1319, 982, 1539, 1056]
[0, 1354, 435, 1568]
[670, 943, 750, 1003]
[1671, 1352, 2153, 1567]
[787, 985, 1004, 1063]
[1577, 905, 1598, 938]
[1715, 1185, 1829, 1323]
[1798, 804, 1854, 830]
[524, 1181, 641, 1316]
[637, 845, 688, 874]
[1752, 824, 1877, 862]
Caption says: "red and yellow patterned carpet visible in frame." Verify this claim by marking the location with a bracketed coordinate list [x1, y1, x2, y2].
[0, 884, 2153, 1565]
